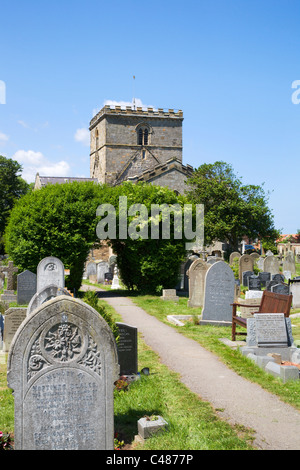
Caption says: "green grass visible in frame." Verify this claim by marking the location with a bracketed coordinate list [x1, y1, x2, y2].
[129, 294, 300, 410]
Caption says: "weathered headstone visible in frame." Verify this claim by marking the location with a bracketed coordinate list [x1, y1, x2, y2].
[283, 270, 292, 281]
[97, 262, 110, 284]
[17, 270, 37, 305]
[290, 279, 300, 308]
[160, 289, 179, 302]
[283, 251, 296, 275]
[263, 255, 280, 276]
[37, 257, 65, 292]
[229, 251, 241, 265]
[7, 296, 119, 450]
[256, 257, 264, 271]
[239, 255, 254, 284]
[248, 275, 261, 291]
[27, 285, 72, 316]
[183, 255, 199, 292]
[0, 290, 17, 304]
[201, 262, 235, 324]
[116, 322, 138, 375]
[187, 258, 208, 308]
[266, 279, 280, 292]
[2, 307, 27, 353]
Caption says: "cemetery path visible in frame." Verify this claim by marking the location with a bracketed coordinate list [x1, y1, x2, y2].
[81, 285, 300, 450]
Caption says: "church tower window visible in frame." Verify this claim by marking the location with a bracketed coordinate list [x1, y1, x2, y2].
[137, 126, 149, 146]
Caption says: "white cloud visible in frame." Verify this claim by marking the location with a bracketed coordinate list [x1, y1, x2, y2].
[74, 128, 90, 146]
[13, 150, 70, 183]
[92, 98, 156, 117]
[0, 132, 9, 142]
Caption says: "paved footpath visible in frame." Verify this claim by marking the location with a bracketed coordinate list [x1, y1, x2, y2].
[81, 285, 300, 450]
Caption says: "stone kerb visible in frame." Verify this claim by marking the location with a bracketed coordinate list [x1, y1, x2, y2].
[7, 296, 119, 450]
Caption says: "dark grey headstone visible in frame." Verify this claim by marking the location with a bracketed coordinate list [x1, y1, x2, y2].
[7, 296, 119, 450]
[17, 270, 37, 305]
[266, 280, 280, 292]
[272, 273, 285, 284]
[116, 322, 138, 375]
[202, 262, 235, 323]
[271, 283, 290, 295]
[242, 271, 254, 287]
[248, 275, 261, 291]
[258, 272, 271, 287]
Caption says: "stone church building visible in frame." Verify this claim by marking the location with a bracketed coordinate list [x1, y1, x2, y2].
[35, 104, 193, 194]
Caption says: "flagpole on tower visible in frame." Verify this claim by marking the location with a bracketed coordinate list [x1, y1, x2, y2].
[133, 75, 136, 110]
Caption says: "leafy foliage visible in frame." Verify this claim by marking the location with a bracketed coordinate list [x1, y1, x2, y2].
[0, 155, 29, 253]
[185, 161, 278, 250]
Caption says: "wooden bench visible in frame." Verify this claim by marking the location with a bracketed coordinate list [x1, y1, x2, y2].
[231, 290, 293, 341]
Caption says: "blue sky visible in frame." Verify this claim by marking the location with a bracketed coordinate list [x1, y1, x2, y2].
[0, 0, 299, 234]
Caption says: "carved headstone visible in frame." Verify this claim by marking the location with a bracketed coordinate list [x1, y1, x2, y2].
[36, 257, 65, 292]
[7, 296, 119, 450]
[2, 307, 27, 353]
[263, 255, 280, 276]
[27, 285, 72, 316]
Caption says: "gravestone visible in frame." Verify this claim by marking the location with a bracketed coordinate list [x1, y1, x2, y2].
[160, 289, 179, 302]
[97, 262, 109, 284]
[290, 279, 300, 308]
[271, 283, 289, 295]
[238, 297, 261, 318]
[183, 255, 199, 292]
[187, 258, 208, 308]
[7, 296, 119, 450]
[272, 273, 285, 284]
[283, 270, 292, 281]
[245, 290, 263, 300]
[283, 251, 296, 275]
[253, 313, 289, 347]
[2, 307, 27, 353]
[258, 272, 271, 287]
[229, 251, 241, 265]
[242, 270, 254, 287]
[104, 272, 113, 283]
[239, 255, 254, 283]
[248, 275, 261, 291]
[116, 322, 138, 375]
[27, 285, 72, 316]
[266, 280, 280, 292]
[0, 290, 17, 304]
[250, 252, 260, 263]
[0, 261, 18, 290]
[201, 261, 235, 324]
[37, 257, 65, 292]
[111, 267, 121, 290]
[17, 270, 37, 305]
[0, 272, 4, 290]
[256, 257, 264, 271]
[263, 255, 280, 276]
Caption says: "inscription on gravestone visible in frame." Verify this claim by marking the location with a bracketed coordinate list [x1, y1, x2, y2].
[255, 313, 288, 347]
[116, 322, 138, 375]
[7, 296, 119, 450]
[36, 257, 65, 292]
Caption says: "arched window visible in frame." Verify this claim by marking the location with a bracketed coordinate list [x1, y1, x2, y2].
[137, 125, 150, 146]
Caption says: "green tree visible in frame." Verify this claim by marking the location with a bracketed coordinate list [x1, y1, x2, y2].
[5, 181, 190, 294]
[0, 155, 29, 252]
[99, 182, 190, 293]
[185, 161, 278, 251]
[4, 181, 109, 292]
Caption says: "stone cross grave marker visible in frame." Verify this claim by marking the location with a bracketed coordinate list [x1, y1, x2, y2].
[7, 296, 119, 450]
[0, 261, 18, 291]
[116, 322, 138, 375]
[36, 256, 65, 292]
[187, 258, 208, 308]
[17, 270, 37, 305]
[201, 261, 235, 324]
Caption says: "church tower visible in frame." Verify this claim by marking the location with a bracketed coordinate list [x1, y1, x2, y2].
[89, 105, 193, 194]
